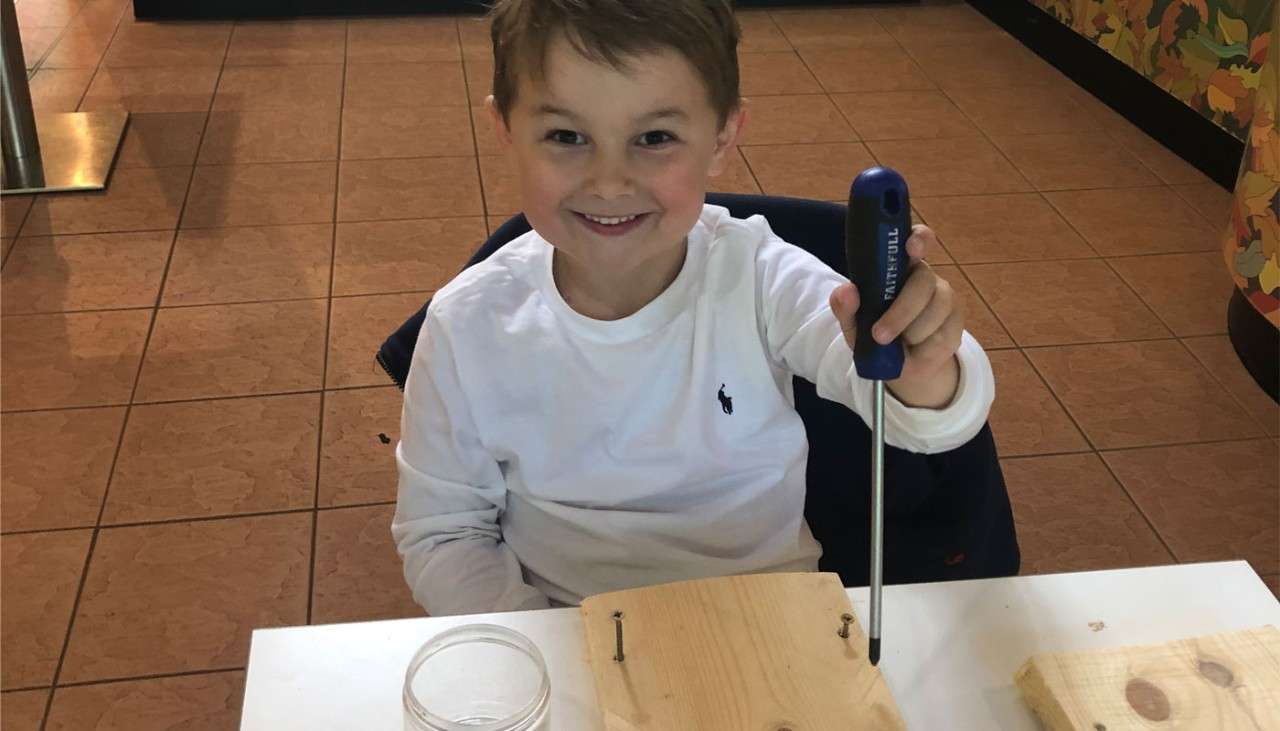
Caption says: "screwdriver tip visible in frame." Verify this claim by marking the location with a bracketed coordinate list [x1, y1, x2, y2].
[869, 638, 881, 666]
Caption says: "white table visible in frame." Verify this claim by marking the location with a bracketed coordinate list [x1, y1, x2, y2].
[241, 561, 1279, 730]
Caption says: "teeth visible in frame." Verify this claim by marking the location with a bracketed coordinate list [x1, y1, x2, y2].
[582, 213, 639, 225]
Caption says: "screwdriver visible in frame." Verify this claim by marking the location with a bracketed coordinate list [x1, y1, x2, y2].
[845, 167, 911, 667]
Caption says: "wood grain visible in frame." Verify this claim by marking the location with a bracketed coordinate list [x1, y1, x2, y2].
[580, 572, 906, 731]
[1016, 625, 1280, 730]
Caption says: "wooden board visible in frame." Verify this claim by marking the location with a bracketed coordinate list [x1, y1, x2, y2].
[579, 572, 906, 731]
[1015, 625, 1280, 730]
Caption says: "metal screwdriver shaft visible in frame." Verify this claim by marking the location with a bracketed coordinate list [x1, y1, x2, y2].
[845, 167, 912, 668]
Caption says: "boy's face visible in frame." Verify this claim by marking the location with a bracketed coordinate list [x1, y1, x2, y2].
[487, 33, 744, 283]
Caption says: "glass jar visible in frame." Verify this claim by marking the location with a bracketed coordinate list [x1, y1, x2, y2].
[403, 623, 550, 731]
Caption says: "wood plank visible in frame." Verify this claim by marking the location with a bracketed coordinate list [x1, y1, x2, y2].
[579, 572, 906, 731]
[1016, 625, 1280, 730]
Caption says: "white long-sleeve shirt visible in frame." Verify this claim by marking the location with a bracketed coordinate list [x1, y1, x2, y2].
[393, 204, 995, 616]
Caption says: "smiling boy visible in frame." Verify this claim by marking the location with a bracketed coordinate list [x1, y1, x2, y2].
[392, 0, 998, 615]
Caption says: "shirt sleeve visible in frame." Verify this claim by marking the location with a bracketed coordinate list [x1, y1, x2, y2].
[754, 232, 995, 454]
[391, 305, 551, 616]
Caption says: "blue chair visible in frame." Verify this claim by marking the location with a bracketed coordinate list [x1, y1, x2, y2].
[377, 193, 1019, 587]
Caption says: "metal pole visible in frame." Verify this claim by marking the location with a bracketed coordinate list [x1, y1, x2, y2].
[1, 0, 45, 189]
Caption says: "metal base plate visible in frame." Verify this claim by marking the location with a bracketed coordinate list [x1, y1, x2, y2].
[1, 111, 129, 195]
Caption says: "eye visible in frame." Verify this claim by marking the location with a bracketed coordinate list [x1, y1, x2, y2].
[546, 129, 586, 146]
[638, 130, 676, 147]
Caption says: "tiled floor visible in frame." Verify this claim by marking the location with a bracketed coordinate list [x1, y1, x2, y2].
[2, 1, 1277, 728]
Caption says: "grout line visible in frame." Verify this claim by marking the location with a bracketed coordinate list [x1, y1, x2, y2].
[1, 381, 403, 416]
[1, 288, 435, 319]
[46, 665, 248, 692]
[457, 20, 493, 229]
[65, 7, 131, 114]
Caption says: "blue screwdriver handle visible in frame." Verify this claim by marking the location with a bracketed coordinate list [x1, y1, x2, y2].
[845, 167, 911, 381]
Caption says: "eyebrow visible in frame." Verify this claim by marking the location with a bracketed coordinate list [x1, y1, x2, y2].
[534, 105, 689, 122]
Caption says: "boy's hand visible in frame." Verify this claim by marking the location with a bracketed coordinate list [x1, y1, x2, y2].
[828, 224, 964, 410]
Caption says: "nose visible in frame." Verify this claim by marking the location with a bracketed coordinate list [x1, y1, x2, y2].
[584, 149, 634, 200]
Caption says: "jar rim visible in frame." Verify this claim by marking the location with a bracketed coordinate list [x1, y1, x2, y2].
[403, 623, 551, 731]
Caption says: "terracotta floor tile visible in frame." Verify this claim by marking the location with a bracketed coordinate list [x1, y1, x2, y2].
[313, 504, 421, 624]
[65, 3, 125, 36]
[340, 157, 482, 222]
[1171, 182, 1234, 226]
[457, 16, 490, 60]
[104, 394, 319, 524]
[213, 65, 343, 112]
[135, 299, 326, 402]
[737, 11, 790, 52]
[3, 196, 33, 237]
[1102, 440, 1279, 576]
[21, 166, 190, 236]
[830, 90, 978, 141]
[225, 21, 346, 66]
[1001, 454, 1173, 575]
[115, 112, 207, 169]
[945, 85, 1104, 137]
[866, 137, 1032, 197]
[738, 52, 822, 96]
[913, 193, 1095, 263]
[183, 162, 336, 229]
[475, 155, 517, 215]
[0, 530, 92, 689]
[1107, 253, 1234, 337]
[163, 224, 332, 306]
[43, 28, 112, 68]
[3, 236, 13, 260]
[1, 407, 124, 532]
[872, 5, 1008, 49]
[319, 386, 403, 507]
[21, 27, 60, 68]
[463, 57, 493, 105]
[933, 265, 1014, 350]
[45, 671, 244, 731]
[1045, 187, 1220, 256]
[1, 231, 170, 314]
[769, 8, 894, 49]
[742, 142, 876, 200]
[1263, 574, 1280, 600]
[798, 46, 933, 93]
[333, 217, 483, 296]
[347, 17, 460, 63]
[80, 67, 220, 113]
[740, 95, 856, 145]
[908, 37, 1064, 90]
[0, 689, 48, 730]
[340, 105, 473, 160]
[327, 292, 427, 389]
[344, 62, 468, 108]
[1183, 336, 1279, 436]
[965, 259, 1170, 346]
[991, 133, 1160, 191]
[1107, 120, 1214, 186]
[103, 23, 231, 67]
[15, 0, 81, 27]
[707, 148, 762, 195]
[1, 310, 151, 411]
[61, 513, 310, 682]
[987, 350, 1089, 457]
[199, 108, 341, 164]
[29, 68, 94, 112]
[1026, 340, 1262, 449]
[472, 105, 502, 156]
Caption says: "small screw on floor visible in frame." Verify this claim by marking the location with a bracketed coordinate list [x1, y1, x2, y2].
[838, 613, 854, 639]
[613, 611, 625, 662]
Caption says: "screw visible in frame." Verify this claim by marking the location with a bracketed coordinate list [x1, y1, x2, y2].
[838, 613, 854, 639]
[613, 611, 625, 662]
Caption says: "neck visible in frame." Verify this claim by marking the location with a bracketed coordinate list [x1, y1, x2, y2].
[552, 240, 688, 321]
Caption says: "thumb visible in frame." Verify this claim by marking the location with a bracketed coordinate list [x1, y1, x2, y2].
[829, 283, 860, 350]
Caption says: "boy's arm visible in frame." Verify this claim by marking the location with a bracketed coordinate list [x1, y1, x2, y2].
[392, 308, 550, 616]
[756, 236, 994, 454]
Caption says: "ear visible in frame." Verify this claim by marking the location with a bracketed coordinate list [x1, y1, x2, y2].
[708, 100, 748, 177]
[485, 95, 514, 149]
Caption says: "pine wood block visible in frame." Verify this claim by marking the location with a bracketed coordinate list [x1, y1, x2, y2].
[1015, 625, 1280, 730]
[579, 572, 906, 731]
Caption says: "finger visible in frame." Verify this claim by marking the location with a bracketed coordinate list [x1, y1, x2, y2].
[828, 283, 860, 349]
[905, 224, 936, 262]
[905, 309, 965, 372]
[872, 260, 936, 344]
[900, 277, 957, 346]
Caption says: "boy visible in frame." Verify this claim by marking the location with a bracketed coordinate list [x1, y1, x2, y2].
[393, 0, 997, 616]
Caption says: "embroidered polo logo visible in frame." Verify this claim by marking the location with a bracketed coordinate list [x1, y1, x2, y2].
[717, 384, 733, 415]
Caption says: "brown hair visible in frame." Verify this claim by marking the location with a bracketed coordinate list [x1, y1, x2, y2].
[487, 0, 742, 127]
